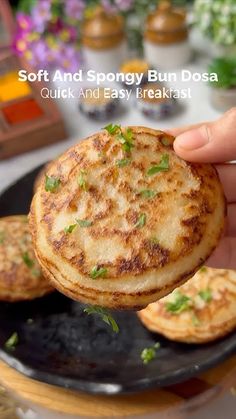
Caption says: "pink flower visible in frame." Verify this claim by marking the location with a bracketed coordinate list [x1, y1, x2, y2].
[65, 0, 85, 20]
[16, 12, 33, 32]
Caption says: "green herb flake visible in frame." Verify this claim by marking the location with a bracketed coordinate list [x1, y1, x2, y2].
[77, 170, 88, 191]
[64, 224, 77, 234]
[5, 332, 18, 350]
[135, 213, 146, 229]
[45, 175, 61, 193]
[90, 266, 108, 279]
[150, 237, 159, 245]
[141, 342, 160, 365]
[22, 252, 34, 269]
[32, 268, 41, 278]
[117, 128, 134, 153]
[0, 231, 5, 244]
[147, 154, 170, 176]
[199, 288, 212, 303]
[84, 305, 119, 333]
[116, 158, 131, 168]
[76, 219, 93, 228]
[104, 123, 121, 135]
[140, 189, 157, 199]
[192, 314, 201, 327]
[161, 137, 172, 146]
[166, 292, 192, 314]
[199, 266, 207, 273]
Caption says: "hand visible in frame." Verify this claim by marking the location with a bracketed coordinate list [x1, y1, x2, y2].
[169, 108, 236, 270]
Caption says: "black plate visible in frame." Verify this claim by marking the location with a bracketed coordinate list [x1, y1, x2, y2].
[0, 166, 236, 395]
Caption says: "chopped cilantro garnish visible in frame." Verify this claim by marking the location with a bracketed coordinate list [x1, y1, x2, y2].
[64, 219, 92, 233]
[84, 305, 119, 333]
[140, 189, 157, 199]
[45, 175, 61, 193]
[117, 128, 134, 153]
[161, 137, 171, 146]
[147, 154, 169, 176]
[104, 123, 121, 135]
[22, 252, 34, 269]
[64, 224, 77, 234]
[77, 170, 88, 191]
[5, 332, 18, 350]
[135, 213, 146, 229]
[192, 314, 201, 326]
[150, 237, 159, 245]
[104, 124, 134, 154]
[199, 288, 212, 303]
[76, 219, 93, 228]
[32, 268, 41, 278]
[0, 231, 5, 244]
[90, 266, 107, 279]
[116, 158, 131, 168]
[166, 291, 192, 314]
[141, 342, 160, 365]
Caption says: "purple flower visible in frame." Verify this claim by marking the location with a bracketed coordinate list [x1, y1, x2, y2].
[31, 0, 51, 33]
[114, 0, 134, 11]
[65, 0, 85, 20]
[101, 0, 117, 13]
[56, 43, 82, 72]
[16, 12, 33, 32]
[13, 32, 29, 55]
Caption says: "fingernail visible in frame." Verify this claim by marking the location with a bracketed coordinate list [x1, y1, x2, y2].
[175, 127, 209, 151]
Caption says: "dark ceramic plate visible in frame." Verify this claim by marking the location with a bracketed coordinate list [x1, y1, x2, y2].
[0, 166, 236, 395]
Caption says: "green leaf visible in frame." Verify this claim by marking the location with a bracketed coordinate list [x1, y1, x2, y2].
[64, 224, 77, 234]
[45, 175, 61, 193]
[166, 292, 192, 314]
[139, 189, 157, 199]
[199, 266, 207, 273]
[116, 158, 131, 168]
[90, 266, 108, 279]
[22, 252, 34, 269]
[141, 342, 160, 365]
[5, 332, 18, 350]
[76, 219, 93, 228]
[208, 57, 236, 89]
[199, 288, 212, 303]
[77, 170, 88, 191]
[84, 306, 119, 333]
[104, 124, 121, 135]
[135, 213, 146, 229]
[0, 231, 5, 244]
[147, 154, 169, 176]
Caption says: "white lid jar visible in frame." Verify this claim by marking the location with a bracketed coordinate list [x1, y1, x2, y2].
[81, 6, 127, 73]
[144, 1, 191, 69]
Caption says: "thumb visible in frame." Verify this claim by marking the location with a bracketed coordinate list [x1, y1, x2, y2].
[173, 108, 236, 163]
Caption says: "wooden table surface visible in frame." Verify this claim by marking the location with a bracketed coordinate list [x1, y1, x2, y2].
[0, 356, 235, 418]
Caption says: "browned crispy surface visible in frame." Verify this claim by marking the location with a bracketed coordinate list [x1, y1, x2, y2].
[138, 268, 236, 343]
[30, 126, 226, 309]
[0, 215, 53, 301]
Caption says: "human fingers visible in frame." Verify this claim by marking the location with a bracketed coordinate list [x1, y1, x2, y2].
[173, 108, 236, 163]
[216, 164, 236, 203]
[206, 236, 236, 270]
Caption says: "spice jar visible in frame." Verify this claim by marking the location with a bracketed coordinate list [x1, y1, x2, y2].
[81, 6, 127, 73]
[144, 1, 191, 69]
